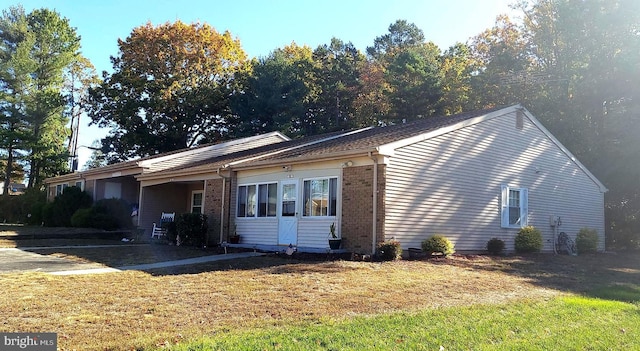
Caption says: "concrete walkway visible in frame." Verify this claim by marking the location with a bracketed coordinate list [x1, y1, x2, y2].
[0, 245, 264, 275]
[50, 251, 265, 275]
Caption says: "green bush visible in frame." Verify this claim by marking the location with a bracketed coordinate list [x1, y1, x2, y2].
[376, 240, 402, 261]
[576, 228, 598, 254]
[174, 213, 209, 247]
[70, 208, 93, 228]
[421, 235, 455, 256]
[42, 186, 92, 227]
[487, 238, 506, 255]
[92, 198, 134, 230]
[515, 226, 543, 253]
[0, 188, 46, 224]
[70, 198, 134, 231]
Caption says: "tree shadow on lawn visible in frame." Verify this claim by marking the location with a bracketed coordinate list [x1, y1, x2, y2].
[145, 252, 359, 276]
[445, 251, 640, 302]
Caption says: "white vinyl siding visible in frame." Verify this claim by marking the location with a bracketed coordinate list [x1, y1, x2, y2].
[385, 110, 605, 252]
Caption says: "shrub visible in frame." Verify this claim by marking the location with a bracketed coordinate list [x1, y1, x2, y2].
[576, 228, 598, 254]
[42, 186, 92, 227]
[0, 188, 46, 224]
[70, 208, 93, 228]
[487, 238, 506, 255]
[174, 213, 209, 247]
[92, 199, 134, 230]
[71, 198, 135, 231]
[376, 240, 402, 261]
[421, 235, 455, 256]
[514, 226, 543, 253]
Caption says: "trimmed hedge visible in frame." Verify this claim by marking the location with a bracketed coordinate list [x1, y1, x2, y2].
[422, 235, 455, 256]
[376, 240, 402, 261]
[576, 228, 598, 254]
[515, 226, 543, 253]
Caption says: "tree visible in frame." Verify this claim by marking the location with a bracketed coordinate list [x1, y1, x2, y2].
[439, 43, 477, 115]
[515, 0, 640, 247]
[0, 6, 32, 195]
[82, 140, 106, 170]
[311, 38, 365, 132]
[231, 43, 316, 138]
[0, 6, 80, 190]
[366, 19, 425, 60]
[64, 56, 100, 171]
[468, 15, 534, 108]
[367, 20, 445, 123]
[88, 21, 250, 163]
[384, 42, 444, 121]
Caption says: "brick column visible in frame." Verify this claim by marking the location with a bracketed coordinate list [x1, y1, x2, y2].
[341, 163, 385, 254]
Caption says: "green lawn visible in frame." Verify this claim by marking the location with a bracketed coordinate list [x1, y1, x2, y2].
[173, 291, 640, 350]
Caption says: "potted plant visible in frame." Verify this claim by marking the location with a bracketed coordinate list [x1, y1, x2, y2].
[229, 224, 240, 244]
[328, 222, 341, 250]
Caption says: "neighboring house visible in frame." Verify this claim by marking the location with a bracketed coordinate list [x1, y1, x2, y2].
[43, 131, 290, 209]
[135, 104, 606, 254]
[0, 182, 26, 196]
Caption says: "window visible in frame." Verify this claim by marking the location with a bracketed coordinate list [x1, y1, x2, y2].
[501, 185, 528, 228]
[258, 183, 277, 217]
[191, 191, 204, 214]
[303, 178, 337, 217]
[55, 184, 69, 196]
[237, 183, 277, 218]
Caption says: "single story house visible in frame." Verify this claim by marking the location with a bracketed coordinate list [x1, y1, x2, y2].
[44, 131, 290, 205]
[131, 104, 607, 254]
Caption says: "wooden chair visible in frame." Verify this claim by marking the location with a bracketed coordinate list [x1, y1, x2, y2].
[151, 212, 175, 239]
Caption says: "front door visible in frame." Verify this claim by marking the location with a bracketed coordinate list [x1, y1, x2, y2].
[278, 180, 298, 245]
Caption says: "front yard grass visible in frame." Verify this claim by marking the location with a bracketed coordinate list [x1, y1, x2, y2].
[173, 295, 640, 350]
[1, 252, 639, 350]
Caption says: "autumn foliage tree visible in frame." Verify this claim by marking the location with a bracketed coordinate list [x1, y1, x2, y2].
[88, 21, 250, 163]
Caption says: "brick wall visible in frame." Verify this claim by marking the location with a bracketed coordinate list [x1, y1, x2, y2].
[204, 178, 225, 245]
[341, 163, 386, 254]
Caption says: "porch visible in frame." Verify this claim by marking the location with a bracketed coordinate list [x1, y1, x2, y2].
[221, 242, 350, 255]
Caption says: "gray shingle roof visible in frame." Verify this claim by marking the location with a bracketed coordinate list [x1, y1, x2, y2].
[160, 105, 508, 175]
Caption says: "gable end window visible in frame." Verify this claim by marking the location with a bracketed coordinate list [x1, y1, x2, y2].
[501, 185, 528, 228]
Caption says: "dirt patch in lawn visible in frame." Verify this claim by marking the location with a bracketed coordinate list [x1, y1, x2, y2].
[3, 252, 638, 350]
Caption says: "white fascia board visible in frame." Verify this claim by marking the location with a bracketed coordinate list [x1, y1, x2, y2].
[377, 105, 518, 156]
[521, 107, 608, 193]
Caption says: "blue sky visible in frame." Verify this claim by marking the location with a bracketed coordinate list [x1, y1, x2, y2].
[14, 0, 517, 167]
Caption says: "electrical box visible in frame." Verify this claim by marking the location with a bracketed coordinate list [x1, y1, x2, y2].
[549, 215, 559, 227]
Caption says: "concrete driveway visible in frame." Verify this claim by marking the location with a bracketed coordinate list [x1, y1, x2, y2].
[0, 247, 108, 274]
[0, 246, 263, 275]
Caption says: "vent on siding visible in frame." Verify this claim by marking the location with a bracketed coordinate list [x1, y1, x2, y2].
[516, 109, 524, 130]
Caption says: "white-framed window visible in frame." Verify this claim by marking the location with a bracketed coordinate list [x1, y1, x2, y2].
[501, 185, 528, 228]
[191, 190, 204, 214]
[303, 177, 337, 217]
[237, 182, 277, 218]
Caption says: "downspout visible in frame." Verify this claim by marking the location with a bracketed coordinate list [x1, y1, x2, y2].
[368, 152, 378, 255]
[217, 167, 230, 245]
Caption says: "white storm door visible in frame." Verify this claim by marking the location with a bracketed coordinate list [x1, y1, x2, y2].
[278, 180, 298, 245]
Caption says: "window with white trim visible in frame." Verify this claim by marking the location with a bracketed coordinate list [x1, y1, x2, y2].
[501, 185, 528, 228]
[237, 183, 277, 218]
[191, 191, 204, 214]
[303, 178, 337, 217]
